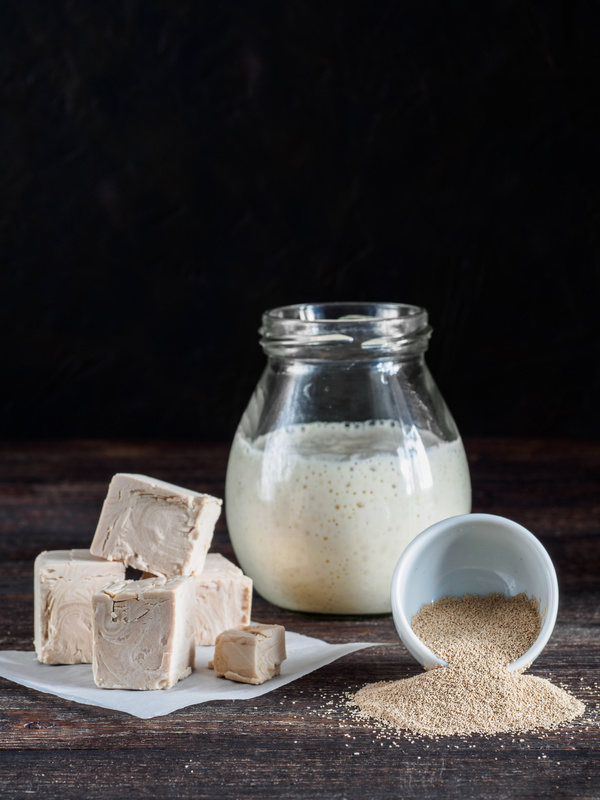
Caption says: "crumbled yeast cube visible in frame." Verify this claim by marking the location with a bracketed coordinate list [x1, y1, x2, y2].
[209, 623, 286, 685]
[192, 554, 253, 645]
[34, 549, 125, 665]
[92, 575, 196, 690]
[89, 473, 222, 577]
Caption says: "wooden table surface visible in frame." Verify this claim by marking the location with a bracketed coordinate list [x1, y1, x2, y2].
[1, 439, 599, 800]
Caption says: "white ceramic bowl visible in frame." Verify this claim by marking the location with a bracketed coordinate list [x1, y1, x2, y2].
[390, 513, 559, 672]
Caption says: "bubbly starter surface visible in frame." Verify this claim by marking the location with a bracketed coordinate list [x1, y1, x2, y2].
[225, 421, 471, 614]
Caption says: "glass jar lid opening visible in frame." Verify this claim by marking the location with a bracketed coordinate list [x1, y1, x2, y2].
[260, 302, 432, 359]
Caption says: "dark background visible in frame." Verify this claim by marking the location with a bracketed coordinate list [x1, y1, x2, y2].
[1, 0, 599, 442]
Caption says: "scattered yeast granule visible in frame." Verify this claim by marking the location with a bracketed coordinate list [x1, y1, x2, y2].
[349, 593, 585, 737]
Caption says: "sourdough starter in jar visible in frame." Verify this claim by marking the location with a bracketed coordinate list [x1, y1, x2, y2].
[226, 420, 471, 615]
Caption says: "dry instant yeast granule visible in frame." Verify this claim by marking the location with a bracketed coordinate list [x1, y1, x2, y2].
[349, 593, 585, 737]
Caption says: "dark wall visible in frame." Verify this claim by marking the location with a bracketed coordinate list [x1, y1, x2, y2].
[2, 1, 599, 441]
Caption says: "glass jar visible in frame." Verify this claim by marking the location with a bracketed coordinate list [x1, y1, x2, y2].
[225, 302, 471, 615]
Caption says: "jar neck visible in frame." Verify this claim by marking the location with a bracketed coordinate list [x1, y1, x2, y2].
[260, 302, 432, 361]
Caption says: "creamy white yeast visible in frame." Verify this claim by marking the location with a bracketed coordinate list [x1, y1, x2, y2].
[225, 421, 471, 614]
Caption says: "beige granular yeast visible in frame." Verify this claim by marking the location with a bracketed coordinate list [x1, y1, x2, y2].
[412, 593, 541, 666]
[349, 593, 585, 737]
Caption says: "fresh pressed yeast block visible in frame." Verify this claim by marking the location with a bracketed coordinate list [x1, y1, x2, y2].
[90, 473, 222, 577]
[34, 549, 125, 665]
[192, 554, 253, 645]
[209, 623, 286, 685]
[92, 576, 196, 690]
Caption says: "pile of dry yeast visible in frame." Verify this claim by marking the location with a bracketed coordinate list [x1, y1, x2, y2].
[349, 593, 585, 737]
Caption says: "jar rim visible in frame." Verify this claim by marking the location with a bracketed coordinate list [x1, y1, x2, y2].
[265, 301, 425, 323]
[260, 301, 431, 359]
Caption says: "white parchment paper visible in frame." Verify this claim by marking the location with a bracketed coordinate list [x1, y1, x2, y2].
[0, 632, 381, 718]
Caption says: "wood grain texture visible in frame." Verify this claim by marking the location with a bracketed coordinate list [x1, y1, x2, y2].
[0, 439, 598, 800]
